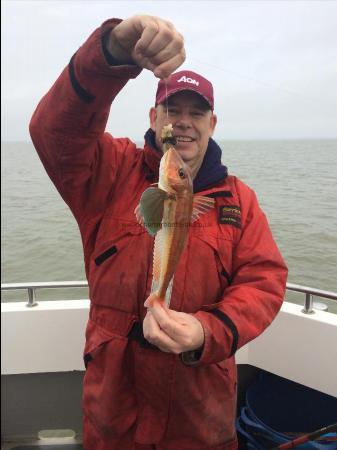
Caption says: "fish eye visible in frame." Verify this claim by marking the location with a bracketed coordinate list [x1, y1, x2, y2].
[178, 168, 186, 179]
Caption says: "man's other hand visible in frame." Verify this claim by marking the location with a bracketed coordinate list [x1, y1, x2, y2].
[143, 302, 204, 354]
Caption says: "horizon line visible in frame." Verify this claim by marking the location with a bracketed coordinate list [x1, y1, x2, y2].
[2, 137, 337, 144]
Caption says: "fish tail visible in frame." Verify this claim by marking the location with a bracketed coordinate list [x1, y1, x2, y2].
[144, 291, 165, 308]
[151, 277, 160, 296]
[150, 276, 174, 307]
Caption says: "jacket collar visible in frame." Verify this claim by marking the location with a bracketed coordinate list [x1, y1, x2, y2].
[143, 129, 228, 193]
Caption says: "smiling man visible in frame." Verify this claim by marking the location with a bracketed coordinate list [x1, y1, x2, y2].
[30, 14, 287, 450]
[151, 72, 217, 178]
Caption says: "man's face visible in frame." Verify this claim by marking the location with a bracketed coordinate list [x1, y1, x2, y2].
[150, 91, 217, 170]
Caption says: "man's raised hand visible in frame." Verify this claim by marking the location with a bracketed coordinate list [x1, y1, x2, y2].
[108, 15, 186, 79]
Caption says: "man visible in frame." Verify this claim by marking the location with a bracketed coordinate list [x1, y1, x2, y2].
[30, 15, 287, 450]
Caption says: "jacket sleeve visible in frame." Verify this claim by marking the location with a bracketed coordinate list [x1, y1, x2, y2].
[29, 19, 142, 225]
[192, 179, 288, 365]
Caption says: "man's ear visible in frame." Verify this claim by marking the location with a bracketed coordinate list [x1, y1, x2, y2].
[149, 107, 157, 131]
[210, 113, 217, 136]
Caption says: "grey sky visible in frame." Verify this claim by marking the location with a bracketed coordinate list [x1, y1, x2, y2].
[2, 0, 337, 141]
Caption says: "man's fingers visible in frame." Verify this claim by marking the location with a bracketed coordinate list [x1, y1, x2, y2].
[166, 307, 189, 324]
[154, 51, 186, 79]
[132, 16, 185, 78]
[135, 23, 173, 57]
[148, 303, 184, 338]
[134, 19, 160, 54]
[148, 36, 185, 67]
[153, 304, 205, 350]
[144, 302, 204, 353]
[144, 313, 170, 352]
[143, 312, 182, 354]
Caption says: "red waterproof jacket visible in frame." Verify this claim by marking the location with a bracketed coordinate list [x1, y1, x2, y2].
[30, 19, 288, 450]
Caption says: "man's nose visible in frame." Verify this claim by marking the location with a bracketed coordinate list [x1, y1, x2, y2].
[174, 112, 192, 128]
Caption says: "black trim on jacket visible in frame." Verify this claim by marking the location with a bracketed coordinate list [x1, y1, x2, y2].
[209, 309, 239, 356]
[68, 53, 95, 103]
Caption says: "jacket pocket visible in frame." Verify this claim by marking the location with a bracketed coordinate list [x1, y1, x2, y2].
[184, 230, 234, 311]
[82, 318, 137, 437]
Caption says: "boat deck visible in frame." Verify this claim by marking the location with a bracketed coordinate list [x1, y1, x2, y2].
[2, 283, 337, 448]
[2, 442, 83, 450]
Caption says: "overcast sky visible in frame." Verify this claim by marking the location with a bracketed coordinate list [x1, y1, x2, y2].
[2, 0, 337, 141]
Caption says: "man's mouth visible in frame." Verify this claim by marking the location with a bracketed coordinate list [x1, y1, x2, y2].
[175, 136, 195, 143]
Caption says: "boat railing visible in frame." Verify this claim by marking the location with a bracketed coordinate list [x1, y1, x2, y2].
[1, 281, 337, 314]
[286, 282, 337, 314]
[1, 281, 88, 308]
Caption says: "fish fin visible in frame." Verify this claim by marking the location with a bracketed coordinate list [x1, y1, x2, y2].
[191, 196, 215, 222]
[140, 187, 168, 236]
[151, 229, 164, 293]
[151, 229, 173, 307]
[164, 276, 174, 308]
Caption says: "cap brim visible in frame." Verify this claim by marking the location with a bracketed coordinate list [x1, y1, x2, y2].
[156, 87, 213, 110]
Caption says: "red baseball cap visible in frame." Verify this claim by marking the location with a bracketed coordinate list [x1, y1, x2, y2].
[155, 70, 214, 110]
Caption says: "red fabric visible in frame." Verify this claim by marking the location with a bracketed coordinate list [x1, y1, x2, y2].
[84, 414, 238, 450]
[29, 20, 287, 450]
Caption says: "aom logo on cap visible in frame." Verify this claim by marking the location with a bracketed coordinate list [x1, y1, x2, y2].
[177, 75, 199, 86]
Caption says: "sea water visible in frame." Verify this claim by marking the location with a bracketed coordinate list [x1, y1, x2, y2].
[2, 140, 337, 311]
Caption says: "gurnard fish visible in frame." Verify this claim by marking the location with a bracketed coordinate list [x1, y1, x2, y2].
[136, 125, 214, 307]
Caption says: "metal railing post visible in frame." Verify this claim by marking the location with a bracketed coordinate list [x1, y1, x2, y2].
[27, 287, 38, 307]
[1, 281, 88, 304]
[302, 292, 314, 314]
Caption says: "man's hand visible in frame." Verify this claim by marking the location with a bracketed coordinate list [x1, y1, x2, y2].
[107, 15, 185, 79]
[143, 301, 204, 354]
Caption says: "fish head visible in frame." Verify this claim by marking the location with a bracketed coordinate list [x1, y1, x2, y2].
[159, 147, 192, 194]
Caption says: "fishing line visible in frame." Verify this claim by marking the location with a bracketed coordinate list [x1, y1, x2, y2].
[189, 57, 324, 106]
[165, 79, 169, 120]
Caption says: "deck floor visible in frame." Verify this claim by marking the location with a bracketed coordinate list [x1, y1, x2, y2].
[1, 438, 83, 450]
[6, 446, 83, 450]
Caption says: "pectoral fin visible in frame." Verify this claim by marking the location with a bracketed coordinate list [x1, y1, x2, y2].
[191, 196, 215, 222]
[139, 187, 168, 236]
